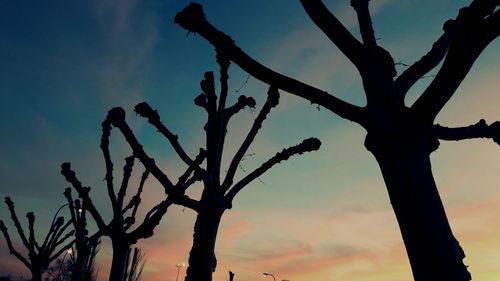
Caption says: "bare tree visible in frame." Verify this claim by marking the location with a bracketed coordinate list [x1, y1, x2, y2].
[0, 197, 75, 281]
[44, 257, 72, 281]
[60, 115, 204, 281]
[174, 1, 500, 280]
[104, 53, 321, 281]
[44, 239, 100, 281]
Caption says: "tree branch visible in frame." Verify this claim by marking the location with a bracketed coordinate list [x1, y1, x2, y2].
[435, 119, 500, 145]
[123, 170, 149, 231]
[175, 148, 206, 190]
[175, 3, 365, 123]
[0, 220, 31, 268]
[351, 0, 377, 46]
[225, 138, 321, 205]
[175, 195, 200, 211]
[201, 71, 218, 126]
[126, 170, 149, 224]
[199, 72, 219, 174]
[222, 86, 279, 191]
[26, 212, 37, 251]
[60, 163, 109, 233]
[411, 2, 499, 122]
[214, 52, 232, 181]
[47, 217, 72, 253]
[224, 95, 256, 120]
[3, 197, 31, 251]
[134, 102, 196, 167]
[105, 107, 176, 194]
[216, 50, 230, 124]
[300, 0, 364, 66]
[128, 197, 175, 242]
[63, 189, 77, 227]
[395, 30, 453, 99]
[48, 220, 74, 254]
[49, 238, 75, 264]
[117, 156, 135, 211]
[101, 119, 118, 211]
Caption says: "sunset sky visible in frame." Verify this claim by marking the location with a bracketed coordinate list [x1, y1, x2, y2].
[0, 1, 499, 281]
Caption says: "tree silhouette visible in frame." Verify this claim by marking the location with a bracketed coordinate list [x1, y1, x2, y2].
[174, 1, 499, 280]
[44, 240, 99, 281]
[0, 197, 75, 281]
[44, 256, 72, 281]
[60, 115, 204, 281]
[103, 52, 321, 281]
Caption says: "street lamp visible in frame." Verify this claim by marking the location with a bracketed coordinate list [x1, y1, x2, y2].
[263, 272, 276, 281]
[175, 263, 185, 281]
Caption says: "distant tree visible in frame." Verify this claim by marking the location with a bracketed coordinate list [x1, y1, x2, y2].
[0, 197, 74, 281]
[174, 1, 499, 280]
[44, 239, 99, 281]
[61, 113, 204, 281]
[104, 52, 321, 281]
[44, 257, 72, 281]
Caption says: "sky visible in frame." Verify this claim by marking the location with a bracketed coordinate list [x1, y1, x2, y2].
[0, 0, 499, 281]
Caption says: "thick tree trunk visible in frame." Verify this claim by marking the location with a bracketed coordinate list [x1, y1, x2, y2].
[30, 268, 42, 281]
[184, 197, 224, 281]
[108, 242, 130, 281]
[369, 141, 470, 281]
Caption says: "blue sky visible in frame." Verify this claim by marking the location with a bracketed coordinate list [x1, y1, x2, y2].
[1, 1, 499, 280]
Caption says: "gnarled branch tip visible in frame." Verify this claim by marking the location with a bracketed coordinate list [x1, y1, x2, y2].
[300, 137, 322, 152]
[107, 107, 126, 126]
[267, 86, 280, 107]
[135, 102, 160, 122]
[238, 95, 256, 108]
[174, 2, 206, 33]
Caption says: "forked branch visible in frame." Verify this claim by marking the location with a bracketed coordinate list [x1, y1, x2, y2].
[4, 197, 30, 251]
[106, 107, 176, 193]
[395, 30, 454, 99]
[175, 3, 365, 123]
[411, 2, 499, 122]
[0, 220, 30, 268]
[300, 0, 364, 65]
[61, 163, 108, 232]
[222, 86, 279, 191]
[135, 102, 196, 167]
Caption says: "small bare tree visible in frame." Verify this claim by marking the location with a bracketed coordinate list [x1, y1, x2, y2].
[0, 197, 74, 281]
[105, 52, 321, 281]
[60, 111, 205, 281]
[44, 240, 100, 281]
